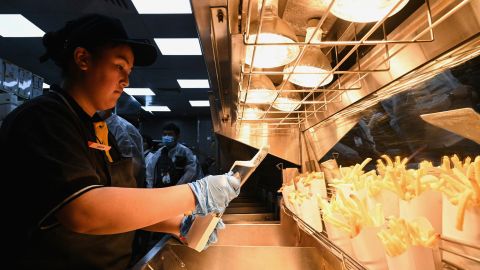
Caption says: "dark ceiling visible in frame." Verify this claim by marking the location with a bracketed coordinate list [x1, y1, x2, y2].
[0, 0, 212, 118]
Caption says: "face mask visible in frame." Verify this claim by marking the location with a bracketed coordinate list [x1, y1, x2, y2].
[162, 135, 175, 147]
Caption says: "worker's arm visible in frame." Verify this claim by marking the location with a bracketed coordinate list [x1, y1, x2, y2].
[56, 184, 195, 235]
[142, 214, 184, 236]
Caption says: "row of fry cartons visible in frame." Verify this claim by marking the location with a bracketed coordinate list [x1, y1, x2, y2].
[280, 154, 480, 270]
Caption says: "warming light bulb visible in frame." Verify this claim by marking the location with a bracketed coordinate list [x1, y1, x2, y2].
[283, 27, 333, 88]
[242, 107, 264, 120]
[273, 81, 301, 112]
[245, 1, 300, 69]
[240, 74, 278, 104]
[240, 89, 278, 104]
[246, 33, 300, 68]
[321, 0, 409, 23]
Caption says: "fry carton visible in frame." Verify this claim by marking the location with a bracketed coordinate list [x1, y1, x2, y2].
[442, 194, 480, 246]
[351, 227, 388, 270]
[399, 190, 442, 233]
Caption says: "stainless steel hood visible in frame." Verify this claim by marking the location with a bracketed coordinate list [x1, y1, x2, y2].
[191, 0, 480, 166]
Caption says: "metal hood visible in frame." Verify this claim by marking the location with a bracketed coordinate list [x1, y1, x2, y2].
[191, 0, 480, 166]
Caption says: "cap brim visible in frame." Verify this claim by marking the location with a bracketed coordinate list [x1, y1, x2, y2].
[114, 39, 158, 66]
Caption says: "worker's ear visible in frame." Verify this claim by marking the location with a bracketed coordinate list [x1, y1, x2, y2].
[73, 47, 92, 71]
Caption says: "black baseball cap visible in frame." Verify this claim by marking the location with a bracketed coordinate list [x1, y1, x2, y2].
[42, 14, 157, 66]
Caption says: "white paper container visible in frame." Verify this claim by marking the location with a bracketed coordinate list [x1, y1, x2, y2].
[334, 183, 367, 198]
[310, 179, 328, 199]
[367, 189, 399, 217]
[386, 246, 439, 270]
[351, 227, 388, 270]
[296, 181, 308, 194]
[442, 194, 480, 246]
[281, 185, 295, 212]
[298, 196, 323, 232]
[400, 190, 442, 233]
[325, 221, 354, 256]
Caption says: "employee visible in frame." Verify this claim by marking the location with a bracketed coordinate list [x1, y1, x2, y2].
[0, 14, 240, 270]
[146, 123, 203, 188]
[101, 109, 146, 188]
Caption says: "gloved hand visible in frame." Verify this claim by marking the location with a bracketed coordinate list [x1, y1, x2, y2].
[188, 172, 240, 215]
[179, 214, 226, 250]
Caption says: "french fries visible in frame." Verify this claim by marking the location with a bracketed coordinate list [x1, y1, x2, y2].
[320, 190, 384, 238]
[332, 158, 388, 197]
[378, 156, 435, 200]
[283, 154, 480, 241]
[431, 155, 480, 230]
[377, 217, 439, 257]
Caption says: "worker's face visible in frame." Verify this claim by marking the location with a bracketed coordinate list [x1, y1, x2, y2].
[77, 44, 133, 112]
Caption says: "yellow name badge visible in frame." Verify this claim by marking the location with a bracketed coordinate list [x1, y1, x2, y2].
[88, 141, 111, 151]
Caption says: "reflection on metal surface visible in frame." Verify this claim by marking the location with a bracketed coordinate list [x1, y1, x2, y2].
[157, 244, 325, 270]
[305, 114, 360, 162]
[142, 211, 345, 270]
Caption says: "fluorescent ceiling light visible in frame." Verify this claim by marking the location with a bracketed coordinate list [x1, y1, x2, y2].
[177, 79, 209, 88]
[189, 100, 210, 107]
[124, 88, 155, 96]
[131, 0, 192, 14]
[154, 38, 202, 55]
[43, 83, 50, 89]
[142, 106, 170, 112]
[0, 14, 44, 37]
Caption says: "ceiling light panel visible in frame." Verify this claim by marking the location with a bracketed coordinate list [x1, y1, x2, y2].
[131, 0, 192, 14]
[142, 106, 170, 112]
[0, 14, 44, 37]
[124, 88, 155, 96]
[155, 38, 202, 55]
[177, 79, 210, 88]
[189, 100, 210, 107]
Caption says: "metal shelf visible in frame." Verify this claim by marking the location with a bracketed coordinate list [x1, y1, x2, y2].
[281, 202, 366, 270]
[236, 0, 474, 130]
[281, 202, 480, 270]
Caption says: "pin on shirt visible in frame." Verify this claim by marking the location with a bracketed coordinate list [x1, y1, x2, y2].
[88, 141, 112, 151]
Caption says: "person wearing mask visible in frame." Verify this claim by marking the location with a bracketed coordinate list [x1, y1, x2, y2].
[146, 123, 203, 188]
[0, 14, 239, 270]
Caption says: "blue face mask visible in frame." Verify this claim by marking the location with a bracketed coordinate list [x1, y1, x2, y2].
[162, 135, 175, 147]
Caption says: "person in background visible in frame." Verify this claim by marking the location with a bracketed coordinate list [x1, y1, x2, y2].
[0, 14, 239, 270]
[142, 134, 154, 159]
[100, 109, 145, 188]
[146, 123, 203, 188]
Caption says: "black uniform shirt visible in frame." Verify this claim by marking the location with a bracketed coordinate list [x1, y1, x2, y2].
[0, 87, 125, 268]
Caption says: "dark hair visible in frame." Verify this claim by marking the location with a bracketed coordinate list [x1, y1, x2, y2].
[163, 123, 180, 136]
[142, 134, 153, 149]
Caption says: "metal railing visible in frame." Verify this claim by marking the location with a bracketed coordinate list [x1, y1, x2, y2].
[236, 0, 473, 130]
[281, 202, 480, 270]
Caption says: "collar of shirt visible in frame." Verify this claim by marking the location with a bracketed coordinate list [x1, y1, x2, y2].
[51, 85, 103, 123]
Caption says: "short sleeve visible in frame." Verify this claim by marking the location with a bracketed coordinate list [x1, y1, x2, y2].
[1, 99, 103, 227]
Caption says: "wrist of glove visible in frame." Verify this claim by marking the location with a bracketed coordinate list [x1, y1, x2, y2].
[179, 214, 226, 250]
[188, 172, 240, 216]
